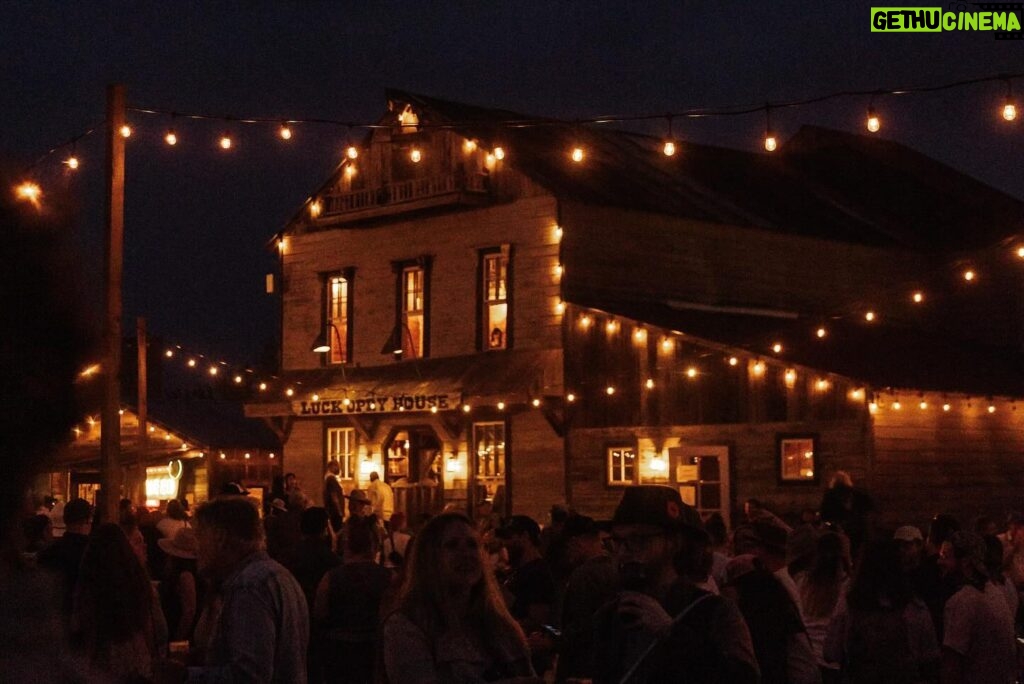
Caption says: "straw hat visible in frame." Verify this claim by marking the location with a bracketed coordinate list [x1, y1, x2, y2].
[158, 527, 199, 559]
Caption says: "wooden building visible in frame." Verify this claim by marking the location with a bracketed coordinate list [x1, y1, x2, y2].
[248, 90, 1024, 529]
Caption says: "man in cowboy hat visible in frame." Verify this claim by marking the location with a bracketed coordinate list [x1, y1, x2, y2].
[592, 485, 759, 684]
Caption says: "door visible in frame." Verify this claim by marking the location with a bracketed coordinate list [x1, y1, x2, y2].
[668, 445, 731, 529]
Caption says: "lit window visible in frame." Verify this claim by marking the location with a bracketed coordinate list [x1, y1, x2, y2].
[326, 274, 351, 364]
[481, 249, 510, 350]
[608, 446, 637, 485]
[402, 266, 425, 358]
[327, 427, 357, 480]
[473, 422, 507, 510]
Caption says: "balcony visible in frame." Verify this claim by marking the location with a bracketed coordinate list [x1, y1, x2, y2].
[319, 171, 491, 224]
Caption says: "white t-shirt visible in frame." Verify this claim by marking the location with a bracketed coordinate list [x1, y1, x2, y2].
[943, 582, 1017, 684]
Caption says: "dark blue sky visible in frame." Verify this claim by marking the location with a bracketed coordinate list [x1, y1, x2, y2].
[1, 2, 1021, 365]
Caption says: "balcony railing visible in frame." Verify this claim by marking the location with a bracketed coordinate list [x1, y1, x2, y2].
[321, 172, 490, 219]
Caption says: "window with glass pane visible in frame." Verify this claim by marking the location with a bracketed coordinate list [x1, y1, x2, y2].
[482, 252, 508, 350]
[327, 275, 349, 364]
[608, 446, 636, 485]
[327, 427, 356, 480]
[472, 422, 506, 497]
[402, 267, 424, 358]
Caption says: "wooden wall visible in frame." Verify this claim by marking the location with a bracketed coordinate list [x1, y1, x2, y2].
[869, 392, 1024, 532]
[282, 194, 561, 370]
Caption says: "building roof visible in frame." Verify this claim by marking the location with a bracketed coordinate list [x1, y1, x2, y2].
[573, 295, 1024, 398]
[387, 89, 1023, 252]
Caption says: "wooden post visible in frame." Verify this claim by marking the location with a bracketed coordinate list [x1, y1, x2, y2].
[100, 84, 126, 522]
[136, 317, 148, 503]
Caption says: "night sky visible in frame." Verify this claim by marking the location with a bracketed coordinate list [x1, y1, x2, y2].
[2, 2, 1021, 366]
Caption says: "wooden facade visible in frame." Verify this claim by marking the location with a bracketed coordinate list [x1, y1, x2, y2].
[251, 90, 1024, 529]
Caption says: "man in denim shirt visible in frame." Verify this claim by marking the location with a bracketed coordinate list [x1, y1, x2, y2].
[186, 496, 310, 683]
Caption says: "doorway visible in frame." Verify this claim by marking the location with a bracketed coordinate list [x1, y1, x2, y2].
[668, 445, 731, 529]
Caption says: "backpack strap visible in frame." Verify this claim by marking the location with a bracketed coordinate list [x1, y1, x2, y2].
[617, 591, 717, 684]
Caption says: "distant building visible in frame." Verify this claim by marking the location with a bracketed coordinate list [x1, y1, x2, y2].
[246, 90, 1024, 528]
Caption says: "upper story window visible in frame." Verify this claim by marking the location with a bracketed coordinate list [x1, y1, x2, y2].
[480, 247, 511, 351]
[392, 256, 431, 360]
[608, 445, 637, 486]
[326, 272, 352, 365]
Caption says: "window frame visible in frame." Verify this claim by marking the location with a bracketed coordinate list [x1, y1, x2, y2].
[392, 256, 432, 359]
[471, 420, 510, 517]
[776, 433, 820, 485]
[606, 442, 639, 487]
[325, 424, 358, 481]
[477, 245, 513, 351]
[322, 268, 355, 366]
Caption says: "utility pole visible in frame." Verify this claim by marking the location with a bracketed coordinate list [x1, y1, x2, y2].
[136, 316, 148, 503]
[100, 84, 126, 522]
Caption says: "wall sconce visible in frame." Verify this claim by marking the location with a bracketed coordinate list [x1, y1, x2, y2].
[649, 453, 668, 473]
[446, 453, 462, 473]
[359, 457, 377, 476]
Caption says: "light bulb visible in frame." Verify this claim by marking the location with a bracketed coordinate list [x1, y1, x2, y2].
[566, 393, 576, 403]
[1017, 246, 1024, 259]
[220, 134, 232, 150]
[571, 147, 584, 163]
[686, 367, 698, 379]
[866, 108, 881, 133]
[279, 124, 292, 140]
[65, 156, 79, 170]
[165, 129, 177, 146]
[606, 386, 616, 395]
[728, 356, 739, 366]
[410, 148, 422, 163]
[645, 378, 655, 389]
[463, 139, 477, 153]
[15, 181, 41, 203]
[865, 311, 876, 322]
[963, 269, 975, 282]
[345, 165, 357, 178]
[772, 343, 783, 354]
[119, 125, 132, 138]
[1003, 102, 1017, 122]
[663, 140, 676, 157]
[493, 146, 505, 160]
[764, 134, 777, 152]
[346, 145, 359, 160]
[816, 327, 827, 338]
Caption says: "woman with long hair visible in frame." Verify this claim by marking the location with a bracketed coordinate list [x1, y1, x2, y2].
[825, 538, 938, 684]
[796, 531, 850, 683]
[71, 522, 167, 682]
[381, 512, 540, 683]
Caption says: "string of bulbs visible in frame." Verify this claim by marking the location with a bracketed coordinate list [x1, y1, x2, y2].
[13, 71, 1023, 184]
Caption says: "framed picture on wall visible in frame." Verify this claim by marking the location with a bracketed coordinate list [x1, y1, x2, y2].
[777, 434, 819, 484]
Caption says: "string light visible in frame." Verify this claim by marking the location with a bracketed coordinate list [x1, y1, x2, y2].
[208, 366, 218, 376]
[579, 314, 592, 329]
[571, 145, 584, 163]
[462, 139, 477, 153]
[763, 105, 777, 152]
[892, 401, 902, 410]
[497, 401, 506, 410]
[943, 403, 951, 412]
[15, 181, 41, 205]
[285, 388, 294, 397]
[816, 327, 827, 339]
[686, 367, 698, 379]
[219, 132, 233, 150]
[410, 147, 422, 163]
[866, 105, 881, 133]
[661, 338, 674, 353]
[988, 404, 996, 413]
[728, 356, 739, 366]
[1003, 80, 1017, 122]
[187, 359, 196, 368]
[963, 269, 975, 282]
[532, 398, 541, 407]
[850, 388, 865, 401]
[645, 378, 655, 389]
[919, 400, 928, 410]
[606, 386, 616, 395]
[64, 155, 79, 170]
[633, 328, 647, 343]
[912, 291, 924, 303]
[1017, 247, 1024, 259]
[345, 144, 359, 160]
[165, 129, 177, 145]
[119, 124, 132, 138]
[493, 146, 506, 160]
[772, 342, 783, 354]
[752, 361, 766, 376]
[662, 116, 677, 157]
[278, 122, 293, 140]
[865, 311, 876, 322]
[784, 369, 797, 388]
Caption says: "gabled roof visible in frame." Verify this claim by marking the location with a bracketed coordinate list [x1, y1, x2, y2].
[387, 89, 1023, 252]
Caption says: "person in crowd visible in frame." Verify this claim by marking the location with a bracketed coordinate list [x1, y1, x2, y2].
[722, 554, 820, 684]
[555, 514, 618, 682]
[22, 513, 52, 558]
[1001, 511, 1024, 589]
[895, 525, 925, 575]
[37, 496, 93, 616]
[284, 506, 340, 684]
[121, 513, 152, 572]
[743, 498, 793, 532]
[973, 515, 999, 537]
[159, 496, 309, 682]
[324, 460, 346, 542]
[825, 538, 939, 683]
[382, 510, 412, 571]
[314, 515, 393, 683]
[742, 519, 806, 622]
[72, 522, 168, 681]
[0, 182, 93, 681]
[983, 533, 1019, 619]
[940, 531, 1017, 684]
[157, 499, 189, 539]
[819, 470, 875, 557]
[157, 527, 202, 643]
[366, 471, 395, 523]
[265, 496, 302, 563]
[346, 488, 373, 519]
[497, 514, 557, 675]
[284, 472, 309, 511]
[592, 485, 759, 684]
[704, 512, 732, 589]
[796, 530, 851, 683]
[381, 512, 540, 682]
[915, 513, 961, 641]
[787, 523, 820, 579]
[118, 497, 138, 525]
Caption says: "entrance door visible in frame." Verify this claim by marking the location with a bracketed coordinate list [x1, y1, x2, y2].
[668, 445, 731, 529]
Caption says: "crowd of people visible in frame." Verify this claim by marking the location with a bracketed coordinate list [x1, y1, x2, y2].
[8, 466, 1024, 683]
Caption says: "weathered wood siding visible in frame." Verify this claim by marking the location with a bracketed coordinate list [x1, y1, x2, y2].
[870, 394, 1024, 531]
[567, 420, 870, 524]
[282, 194, 561, 370]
